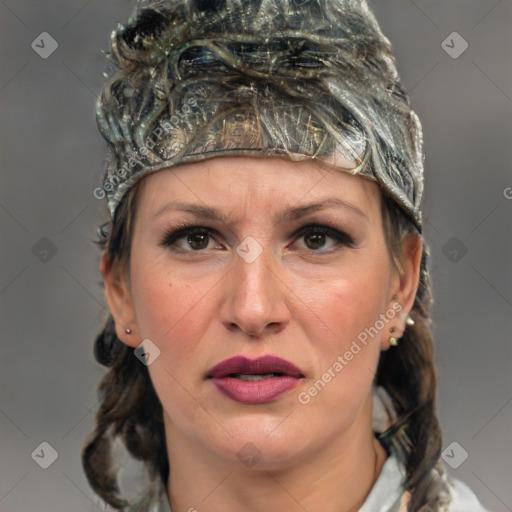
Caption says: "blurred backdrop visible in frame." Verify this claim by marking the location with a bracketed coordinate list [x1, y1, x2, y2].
[0, 1, 511, 510]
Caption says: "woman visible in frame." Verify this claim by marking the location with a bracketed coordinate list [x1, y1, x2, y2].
[82, 1, 489, 511]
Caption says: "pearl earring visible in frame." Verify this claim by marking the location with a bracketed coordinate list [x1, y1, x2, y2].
[125, 328, 132, 334]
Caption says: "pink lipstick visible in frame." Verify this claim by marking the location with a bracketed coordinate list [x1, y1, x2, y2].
[207, 355, 304, 405]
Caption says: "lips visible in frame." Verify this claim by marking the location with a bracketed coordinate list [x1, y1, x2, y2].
[207, 355, 305, 405]
[207, 355, 304, 379]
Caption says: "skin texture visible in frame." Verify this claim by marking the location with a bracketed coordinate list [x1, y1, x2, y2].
[101, 156, 423, 512]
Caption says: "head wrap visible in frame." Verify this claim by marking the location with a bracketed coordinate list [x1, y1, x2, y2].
[96, 0, 424, 233]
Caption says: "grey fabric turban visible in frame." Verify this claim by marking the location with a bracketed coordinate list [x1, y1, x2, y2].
[96, 0, 424, 233]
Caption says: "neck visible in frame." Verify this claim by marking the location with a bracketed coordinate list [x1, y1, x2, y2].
[164, 407, 388, 512]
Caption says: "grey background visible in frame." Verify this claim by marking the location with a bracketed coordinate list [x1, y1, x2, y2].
[0, 0, 511, 511]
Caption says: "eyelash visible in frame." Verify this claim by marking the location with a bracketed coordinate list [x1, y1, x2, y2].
[159, 221, 355, 253]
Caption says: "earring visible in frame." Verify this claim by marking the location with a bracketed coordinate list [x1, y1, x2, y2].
[125, 328, 132, 334]
[405, 314, 415, 326]
[388, 337, 398, 346]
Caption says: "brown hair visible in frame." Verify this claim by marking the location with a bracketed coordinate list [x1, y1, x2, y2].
[82, 179, 451, 511]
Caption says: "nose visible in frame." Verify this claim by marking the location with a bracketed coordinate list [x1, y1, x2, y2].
[220, 245, 291, 339]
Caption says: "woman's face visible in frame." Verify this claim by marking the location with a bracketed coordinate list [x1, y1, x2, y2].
[103, 156, 420, 470]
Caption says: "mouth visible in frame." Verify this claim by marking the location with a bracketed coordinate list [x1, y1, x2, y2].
[226, 372, 288, 381]
[207, 355, 304, 380]
[207, 355, 305, 405]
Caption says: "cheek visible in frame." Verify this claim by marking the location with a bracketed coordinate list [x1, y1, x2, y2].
[304, 253, 391, 349]
[130, 263, 216, 428]
[130, 258, 212, 362]
[298, 253, 391, 409]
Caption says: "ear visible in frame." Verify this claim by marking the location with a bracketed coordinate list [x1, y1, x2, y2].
[382, 233, 423, 349]
[100, 253, 139, 348]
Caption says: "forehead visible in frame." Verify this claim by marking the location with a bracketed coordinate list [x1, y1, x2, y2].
[135, 156, 382, 222]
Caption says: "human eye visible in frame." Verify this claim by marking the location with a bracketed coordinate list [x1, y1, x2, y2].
[159, 221, 220, 252]
[292, 223, 356, 252]
[159, 220, 356, 254]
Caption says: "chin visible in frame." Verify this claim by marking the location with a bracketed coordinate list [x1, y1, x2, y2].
[205, 418, 311, 471]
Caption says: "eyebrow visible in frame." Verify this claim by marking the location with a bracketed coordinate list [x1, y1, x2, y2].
[153, 197, 368, 223]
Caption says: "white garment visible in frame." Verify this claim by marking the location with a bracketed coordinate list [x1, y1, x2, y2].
[358, 450, 489, 512]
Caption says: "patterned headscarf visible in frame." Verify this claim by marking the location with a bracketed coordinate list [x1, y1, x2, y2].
[96, 0, 424, 233]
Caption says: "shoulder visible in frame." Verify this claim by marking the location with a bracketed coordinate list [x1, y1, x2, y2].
[366, 445, 490, 512]
[127, 479, 172, 512]
[444, 475, 490, 512]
